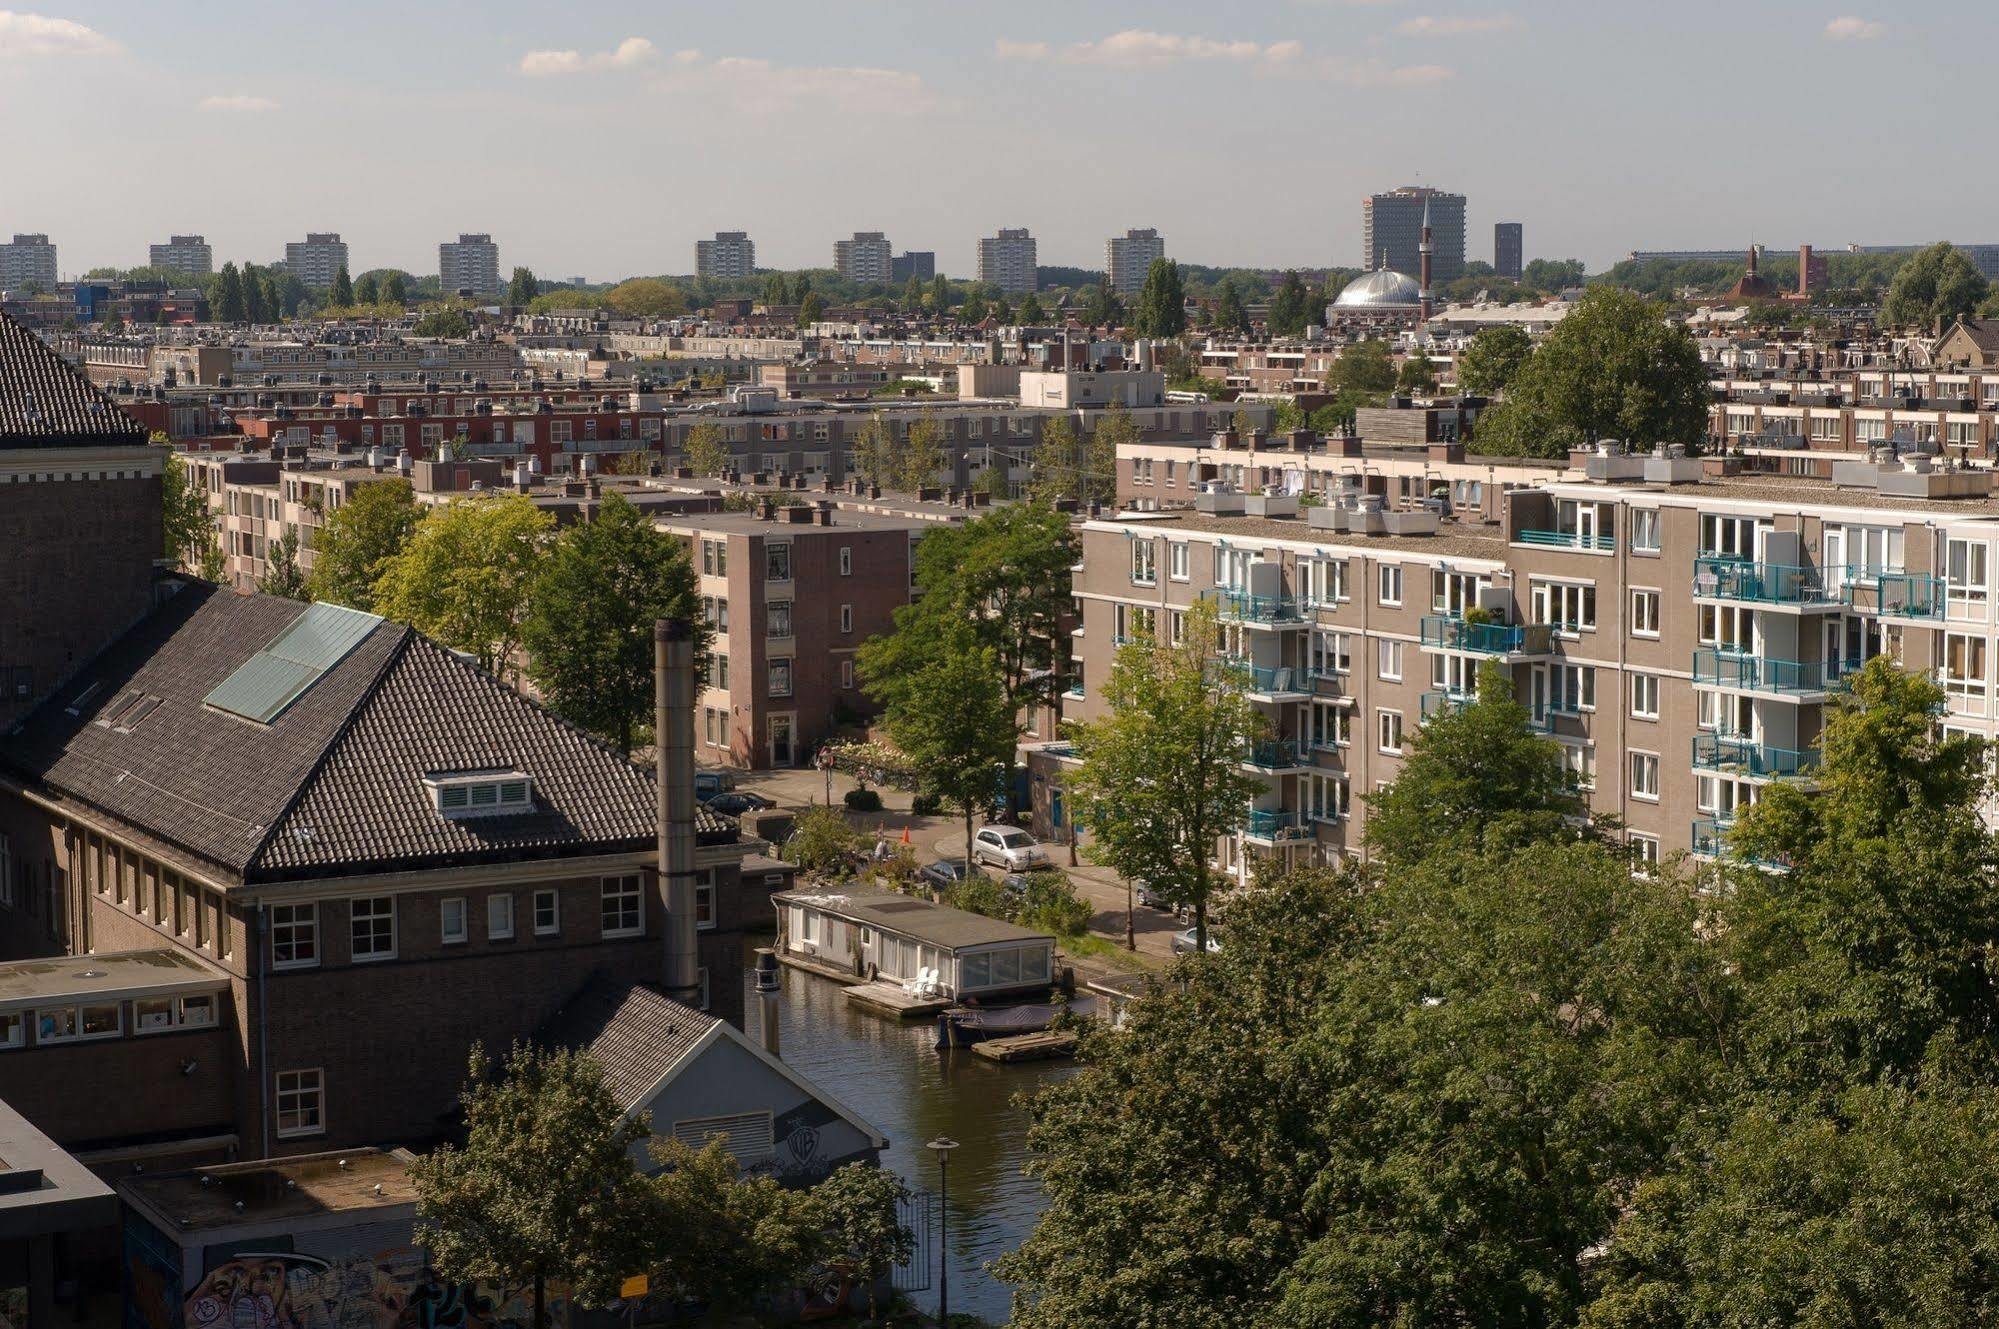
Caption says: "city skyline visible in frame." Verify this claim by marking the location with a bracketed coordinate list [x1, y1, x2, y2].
[0, 1, 1986, 279]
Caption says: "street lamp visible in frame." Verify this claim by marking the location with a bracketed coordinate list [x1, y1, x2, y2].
[927, 1136, 959, 1323]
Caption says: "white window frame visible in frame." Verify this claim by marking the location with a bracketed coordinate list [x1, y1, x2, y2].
[1629, 834, 1660, 876]
[1630, 672, 1661, 720]
[275, 1068, 325, 1139]
[602, 874, 644, 938]
[1377, 638, 1403, 682]
[1377, 564, 1403, 607]
[1630, 508, 1662, 553]
[439, 897, 468, 945]
[1630, 750, 1661, 801]
[487, 892, 515, 941]
[1169, 542, 1190, 581]
[1631, 588, 1661, 638]
[1377, 708, 1404, 755]
[270, 901, 320, 970]
[533, 888, 561, 936]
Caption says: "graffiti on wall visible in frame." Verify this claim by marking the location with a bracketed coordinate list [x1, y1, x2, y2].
[175, 1251, 564, 1329]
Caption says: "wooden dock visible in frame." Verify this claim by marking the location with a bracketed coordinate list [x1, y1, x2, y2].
[970, 1030, 1078, 1063]
[843, 980, 953, 1020]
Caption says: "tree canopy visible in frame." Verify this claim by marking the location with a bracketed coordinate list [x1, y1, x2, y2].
[1133, 258, 1187, 338]
[306, 477, 421, 612]
[1456, 324, 1534, 396]
[1881, 240, 1989, 332]
[374, 494, 553, 673]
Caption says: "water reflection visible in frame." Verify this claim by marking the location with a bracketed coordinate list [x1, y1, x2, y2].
[746, 949, 1071, 1325]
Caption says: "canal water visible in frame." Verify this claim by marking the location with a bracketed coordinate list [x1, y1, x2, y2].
[745, 952, 1073, 1326]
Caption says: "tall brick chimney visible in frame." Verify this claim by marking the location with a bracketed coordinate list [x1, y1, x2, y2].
[655, 619, 700, 1005]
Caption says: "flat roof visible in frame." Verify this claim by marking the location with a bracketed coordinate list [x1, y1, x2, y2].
[1098, 511, 1514, 560]
[0, 1097, 116, 1238]
[0, 949, 229, 1012]
[777, 887, 1053, 950]
[654, 507, 935, 536]
[120, 1149, 415, 1235]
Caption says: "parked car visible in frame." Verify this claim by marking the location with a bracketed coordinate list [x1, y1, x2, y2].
[1171, 927, 1222, 955]
[704, 791, 774, 817]
[1134, 879, 1172, 909]
[694, 770, 737, 802]
[972, 825, 1049, 872]
[919, 859, 974, 893]
[999, 873, 1033, 908]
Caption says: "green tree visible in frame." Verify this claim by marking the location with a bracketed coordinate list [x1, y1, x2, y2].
[848, 411, 897, 487]
[1364, 659, 1590, 866]
[1267, 270, 1314, 337]
[959, 291, 988, 323]
[1017, 291, 1047, 324]
[682, 421, 730, 476]
[1881, 240, 1990, 332]
[1083, 404, 1135, 505]
[373, 494, 554, 673]
[1457, 323, 1534, 396]
[873, 626, 1017, 866]
[1325, 338, 1398, 396]
[411, 1045, 657, 1329]
[929, 273, 950, 309]
[1212, 278, 1250, 334]
[1395, 351, 1438, 395]
[1492, 286, 1709, 455]
[307, 477, 421, 611]
[243, 269, 269, 324]
[508, 266, 540, 306]
[1028, 415, 1081, 503]
[641, 1138, 828, 1310]
[1065, 597, 1263, 951]
[413, 307, 471, 338]
[783, 804, 863, 878]
[894, 410, 944, 491]
[212, 262, 245, 323]
[382, 271, 409, 306]
[900, 273, 924, 310]
[353, 271, 380, 305]
[796, 290, 825, 326]
[990, 294, 1014, 325]
[329, 264, 354, 308]
[520, 492, 705, 756]
[161, 450, 218, 575]
[1133, 257, 1187, 337]
[813, 1162, 915, 1323]
[257, 526, 308, 600]
[260, 271, 283, 323]
[1082, 282, 1124, 328]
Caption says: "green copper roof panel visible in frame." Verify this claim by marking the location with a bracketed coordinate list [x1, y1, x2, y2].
[204, 602, 383, 724]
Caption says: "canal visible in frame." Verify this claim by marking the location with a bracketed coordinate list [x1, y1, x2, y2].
[746, 949, 1073, 1326]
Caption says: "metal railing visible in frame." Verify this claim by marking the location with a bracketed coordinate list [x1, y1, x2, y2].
[1691, 733, 1819, 778]
[1841, 567, 1947, 620]
[1692, 557, 1833, 605]
[1420, 689, 1474, 720]
[1418, 615, 1554, 656]
[1243, 739, 1304, 769]
[1516, 528, 1616, 552]
[1690, 815, 1792, 870]
[1241, 808, 1308, 839]
[1202, 588, 1310, 624]
[1693, 648, 1858, 694]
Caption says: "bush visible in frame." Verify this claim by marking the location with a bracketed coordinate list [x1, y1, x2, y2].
[843, 788, 884, 813]
[784, 805, 861, 879]
[948, 874, 1009, 919]
[911, 793, 943, 817]
[1018, 869, 1093, 937]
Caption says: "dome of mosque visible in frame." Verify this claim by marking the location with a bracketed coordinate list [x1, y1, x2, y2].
[1333, 267, 1422, 308]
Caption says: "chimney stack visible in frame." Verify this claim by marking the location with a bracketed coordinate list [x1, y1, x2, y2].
[754, 948, 781, 1058]
[655, 619, 700, 1005]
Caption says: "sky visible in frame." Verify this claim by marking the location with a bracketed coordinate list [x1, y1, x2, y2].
[0, 0, 1991, 283]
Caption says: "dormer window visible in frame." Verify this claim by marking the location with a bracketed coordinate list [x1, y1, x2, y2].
[425, 771, 535, 819]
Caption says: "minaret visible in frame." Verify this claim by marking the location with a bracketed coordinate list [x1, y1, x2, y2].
[1418, 197, 1434, 323]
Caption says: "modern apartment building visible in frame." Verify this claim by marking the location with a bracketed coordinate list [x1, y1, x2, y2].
[283, 233, 349, 289]
[0, 234, 58, 291]
[978, 228, 1038, 295]
[438, 233, 500, 297]
[892, 251, 936, 284]
[1495, 222, 1523, 281]
[149, 234, 214, 277]
[833, 232, 894, 286]
[1040, 430, 1999, 883]
[696, 231, 757, 281]
[1106, 228, 1165, 296]
[1362, 188, 1465, 283]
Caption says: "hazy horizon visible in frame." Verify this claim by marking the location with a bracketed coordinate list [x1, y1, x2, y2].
[2, 0, 1989, 282]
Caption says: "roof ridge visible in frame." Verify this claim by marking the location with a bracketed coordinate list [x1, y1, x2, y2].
[243, 618, 415, 876]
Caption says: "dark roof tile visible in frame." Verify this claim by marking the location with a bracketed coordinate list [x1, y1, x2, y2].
[0, 310, 151, 449]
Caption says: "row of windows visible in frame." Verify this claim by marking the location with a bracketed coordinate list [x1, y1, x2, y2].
[0, 993, 217, 1051]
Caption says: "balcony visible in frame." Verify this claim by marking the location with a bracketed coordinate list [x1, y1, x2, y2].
[1220, 659, 1312, 700]
[1420, 689, 1474, 721]
[1693, 648, 1857, 697]
[1202, 588, 1310, 625]
[1243, 739, 1307, 771]
[1240, 808, 1312, 844]
[1691, 815, 1792, 871]
[1840, 568, 1946, 620]
[1419, 615, 1554, 657]
[1515, 528, 1615, 552]
[1691, 557, 1835, 607]
[1691, 733, 1819, 779]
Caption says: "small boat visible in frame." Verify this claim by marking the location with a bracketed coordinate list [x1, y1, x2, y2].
[936, 995, 1099, 1049]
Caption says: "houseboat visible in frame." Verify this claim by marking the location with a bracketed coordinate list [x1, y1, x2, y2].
[773, 887, 1058, 1003]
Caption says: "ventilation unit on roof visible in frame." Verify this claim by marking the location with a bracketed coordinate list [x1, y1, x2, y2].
[424, 772, 535, 819]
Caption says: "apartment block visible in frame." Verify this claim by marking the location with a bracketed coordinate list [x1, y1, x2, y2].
[1495, 222, 1523, 281]
[438, 233, 500, 298]
[892, 251, 936, 283]
[1106, 228, 1165, 297]
[977, 228, 1038, 295]
[283, 233, 349, 289]
[1039, 433, 1999, 883]
[0, 234, 58, 291]
[697, 231, 757, 281]
[149, 234, 214, 277]
[833, 232, 894, 286]
[1363, 188, 1465, 282]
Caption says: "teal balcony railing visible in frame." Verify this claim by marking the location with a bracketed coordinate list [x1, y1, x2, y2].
[1516, 528, 1615, 552]
[1693, 649, 1858, 694]
[1063, 682, 1085, 700]
[1218, 659, 1309, 696]
[1419, 615, 1554, 656]
[1420, 688, 1475, 720]
[1841, 566, 1947, 620]
[1692, 557, 1833, 605]
[1691, 733, 1819, 778]
[1241, 808, 1306, 840]
[1243, 739, 1304, 769]
[1203, 588, 1309, 624]
[1692, 815, 1792, 870]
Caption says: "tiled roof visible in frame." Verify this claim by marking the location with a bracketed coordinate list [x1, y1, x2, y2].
[4, 583, 727, 884]
[0, 309, 151, 449]
[538, 975, 717, 1111]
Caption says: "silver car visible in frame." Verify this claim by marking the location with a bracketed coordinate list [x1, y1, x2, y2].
[1171, 927, 1222, 955]
[972, 825, 1048, 872]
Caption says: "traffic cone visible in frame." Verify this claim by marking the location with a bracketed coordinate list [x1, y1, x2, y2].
[900, 826, 911, 846]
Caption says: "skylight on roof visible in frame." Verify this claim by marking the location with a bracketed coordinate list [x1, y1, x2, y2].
[205, 602, 382, 725]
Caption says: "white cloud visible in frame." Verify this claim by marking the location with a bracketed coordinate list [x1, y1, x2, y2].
[1000, 29, 1304, 67]
[1824, 15, 1885, 39]
[198, 93, 278, 112]
[655, 51, 938, 115]
[1396, 14, 1519, 37]
[519, 35, 657, 76]
[0, 10, 118, 58]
